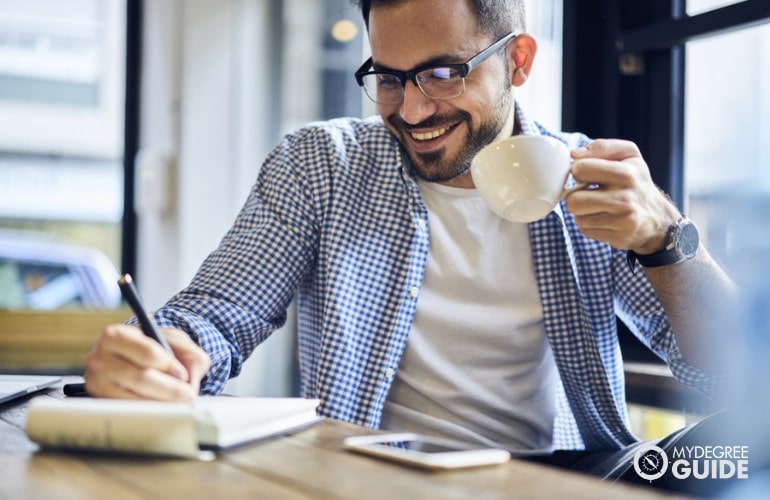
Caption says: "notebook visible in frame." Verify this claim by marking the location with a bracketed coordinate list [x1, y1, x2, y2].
[0, 374, 62, 405]
[26, 396, 322, 460]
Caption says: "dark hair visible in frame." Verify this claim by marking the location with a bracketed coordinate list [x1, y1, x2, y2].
[349, 0, 526, 39]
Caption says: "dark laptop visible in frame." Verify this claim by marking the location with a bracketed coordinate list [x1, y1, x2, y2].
[0, 375, 62, 405]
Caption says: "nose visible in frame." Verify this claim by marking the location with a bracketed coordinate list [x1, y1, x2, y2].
[398, 80, 438, 125]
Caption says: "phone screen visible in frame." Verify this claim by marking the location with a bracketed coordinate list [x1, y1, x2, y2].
[376, 439, 471, 454]
[344, 433, 512, 469]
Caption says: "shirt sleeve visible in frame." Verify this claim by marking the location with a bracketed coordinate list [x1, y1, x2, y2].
[611, 248, 725, 399]
[149, 127, 326, 394]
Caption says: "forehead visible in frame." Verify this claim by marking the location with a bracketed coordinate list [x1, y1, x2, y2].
[367, 0, 483, 70]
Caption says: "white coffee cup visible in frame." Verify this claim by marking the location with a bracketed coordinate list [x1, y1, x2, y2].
[470, 135, 584, 223]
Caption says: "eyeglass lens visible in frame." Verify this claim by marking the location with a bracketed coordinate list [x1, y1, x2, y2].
[361, 67, 465, 104]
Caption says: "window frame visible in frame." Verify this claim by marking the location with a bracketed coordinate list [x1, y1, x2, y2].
[562, 0, 770, 207]
[121, 0, 142, 277]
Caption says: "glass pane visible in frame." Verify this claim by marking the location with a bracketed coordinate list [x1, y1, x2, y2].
[684, 23, 770, 266]
[0, 0, 125, 310]
[687, 0, 743, 17]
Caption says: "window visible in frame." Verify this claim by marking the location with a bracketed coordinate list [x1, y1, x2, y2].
[0, 0, 126, 310]
[687, 0, 744, 16]
[685, 22, 770, 264]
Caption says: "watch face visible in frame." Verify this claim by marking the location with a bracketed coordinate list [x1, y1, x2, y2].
[677, 220, 700, 257]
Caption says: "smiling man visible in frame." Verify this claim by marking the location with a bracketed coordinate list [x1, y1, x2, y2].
[84, 0, 736, 492]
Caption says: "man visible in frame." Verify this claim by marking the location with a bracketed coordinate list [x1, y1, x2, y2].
[85, 0, 735, 477]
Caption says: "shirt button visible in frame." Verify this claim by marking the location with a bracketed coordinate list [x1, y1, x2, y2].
[408, 286, 419, 298]
[416, 219, 427, 232]
[385, 368, 396, 379]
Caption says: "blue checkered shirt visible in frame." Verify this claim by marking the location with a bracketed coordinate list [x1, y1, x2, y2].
[153, 105, 719, 450]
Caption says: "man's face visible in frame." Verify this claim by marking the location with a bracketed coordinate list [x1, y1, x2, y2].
[367, 0, 515, 187]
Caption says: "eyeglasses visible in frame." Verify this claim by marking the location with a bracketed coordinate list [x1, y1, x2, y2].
[354, 32, 518, 105]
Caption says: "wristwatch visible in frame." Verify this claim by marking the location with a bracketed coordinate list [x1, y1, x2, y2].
[627, 216, 699, 269]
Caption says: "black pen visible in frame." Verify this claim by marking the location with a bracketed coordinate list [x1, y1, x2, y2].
[118, 273, 174, 353]
[63, 382, 89, 397]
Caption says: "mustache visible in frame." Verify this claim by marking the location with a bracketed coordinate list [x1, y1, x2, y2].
[387, 110, 471, 132]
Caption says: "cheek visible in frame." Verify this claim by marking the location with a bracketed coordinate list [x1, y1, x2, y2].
[377, 103, 400, 125]
[450, 95, 490, 127]
[463, 65, 512, 107]
[464, 81, 511, 121]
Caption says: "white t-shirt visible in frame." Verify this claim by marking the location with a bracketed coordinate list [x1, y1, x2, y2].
[380, 180, 557, 452]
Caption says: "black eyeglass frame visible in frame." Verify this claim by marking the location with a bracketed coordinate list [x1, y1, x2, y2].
[354, 31, 519, 103]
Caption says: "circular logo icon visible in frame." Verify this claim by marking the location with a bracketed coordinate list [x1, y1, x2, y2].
[633, 445, 669, 481]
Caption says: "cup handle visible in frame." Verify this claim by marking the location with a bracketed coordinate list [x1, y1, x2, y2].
[559, 182, 588, 200]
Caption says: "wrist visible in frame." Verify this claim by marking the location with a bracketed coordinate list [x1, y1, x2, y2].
[627, 216, 699, 269]
[634, 231, 669, 256]
[633, 206, 683, 255]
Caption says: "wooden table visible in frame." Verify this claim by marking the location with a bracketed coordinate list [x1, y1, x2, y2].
[0, 382, 676, 499]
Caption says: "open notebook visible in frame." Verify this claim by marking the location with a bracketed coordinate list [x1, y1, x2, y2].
[0, 375, 61, 405]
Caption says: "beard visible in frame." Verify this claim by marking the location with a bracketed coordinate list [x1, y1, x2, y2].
[387, 87, 513, 183]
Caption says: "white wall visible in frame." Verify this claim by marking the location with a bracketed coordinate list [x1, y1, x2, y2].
[138, 0, 293, 396]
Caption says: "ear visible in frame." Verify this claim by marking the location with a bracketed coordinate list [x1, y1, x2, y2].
[507, 33, 537, 87]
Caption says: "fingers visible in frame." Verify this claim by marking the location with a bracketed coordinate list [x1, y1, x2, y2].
[570, 158, 641, 189]
[565, 139, 676, 250]
[105, 324, 189, 378]
[566, 177, 643, 215]
[84, 324, 209, 402]
[571, 138, 640, 161]
[163, 328, 212, 395]
[570, 139, 648, 188]
[565, 180, 662, 249]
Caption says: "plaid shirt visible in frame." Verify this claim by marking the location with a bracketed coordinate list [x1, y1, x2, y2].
[155, 105, 718, 450]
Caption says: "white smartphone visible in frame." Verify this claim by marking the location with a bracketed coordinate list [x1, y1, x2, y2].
[343, 432, 511, 470]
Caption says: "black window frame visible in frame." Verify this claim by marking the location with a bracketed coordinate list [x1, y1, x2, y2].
[563, 0, 770, 207]
[121, 0, 142, 277]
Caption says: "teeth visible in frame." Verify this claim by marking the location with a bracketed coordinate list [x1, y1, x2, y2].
[411, 127, 448, 141]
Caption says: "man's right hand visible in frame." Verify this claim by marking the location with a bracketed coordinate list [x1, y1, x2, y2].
[84, 324, 212, 402]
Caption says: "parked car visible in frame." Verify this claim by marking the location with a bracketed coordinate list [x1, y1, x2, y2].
[0, 230, 121, 310]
